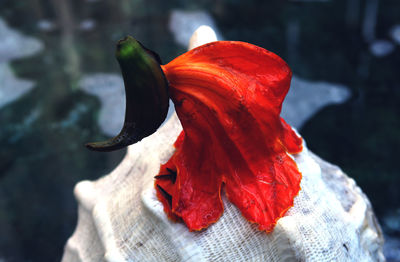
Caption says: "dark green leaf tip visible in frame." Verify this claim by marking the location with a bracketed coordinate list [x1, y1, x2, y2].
[85, 36, 170, 152]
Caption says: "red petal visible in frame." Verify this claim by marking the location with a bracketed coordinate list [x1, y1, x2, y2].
[155, 41, 302, 231]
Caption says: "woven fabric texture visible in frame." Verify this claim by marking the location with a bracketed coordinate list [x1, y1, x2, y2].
[62, 113, 384, 262]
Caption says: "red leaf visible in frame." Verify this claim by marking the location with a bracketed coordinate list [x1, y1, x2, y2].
[155, 41, 302, 232]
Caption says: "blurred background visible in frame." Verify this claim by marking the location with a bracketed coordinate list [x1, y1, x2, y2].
[0, 0, 399, 261]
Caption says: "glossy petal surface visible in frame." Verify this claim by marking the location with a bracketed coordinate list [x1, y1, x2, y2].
[155, 41, 303, 231]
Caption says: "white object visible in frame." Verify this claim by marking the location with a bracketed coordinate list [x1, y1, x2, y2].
[79, 73, 125, 136]
[169, 10, 222, 48]
[369, 40, 395, 57]
[0, 18, 43, 63]
[282, 76, 351, 129]
[391, 25, 400, 44]
[0, 18, 43, 108]
[62, 26, 384, 262]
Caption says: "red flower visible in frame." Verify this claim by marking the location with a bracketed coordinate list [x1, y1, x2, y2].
[155, 41, 303, 232]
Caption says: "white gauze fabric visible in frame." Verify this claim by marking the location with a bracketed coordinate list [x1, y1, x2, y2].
[62, 26, 384, 262]
[62, 112, 384, 262]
